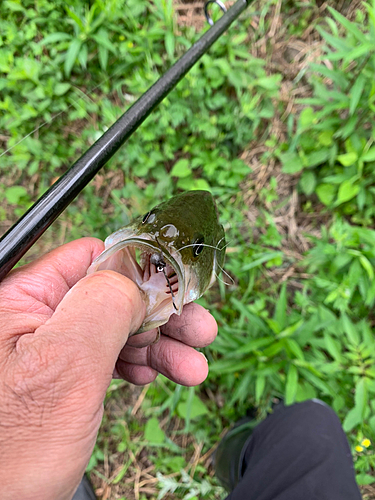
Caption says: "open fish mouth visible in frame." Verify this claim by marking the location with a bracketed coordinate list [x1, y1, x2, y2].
[87, 237, 185, 334]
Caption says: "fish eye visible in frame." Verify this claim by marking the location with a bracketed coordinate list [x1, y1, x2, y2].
[193, 236, 205, 257]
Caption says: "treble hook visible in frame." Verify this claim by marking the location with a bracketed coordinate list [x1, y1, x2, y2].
[204, 0, 227, 26]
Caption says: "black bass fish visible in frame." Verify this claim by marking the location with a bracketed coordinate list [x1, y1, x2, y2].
[87, 191, 225, 334]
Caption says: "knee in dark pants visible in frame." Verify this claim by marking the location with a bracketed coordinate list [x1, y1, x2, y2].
[243, 399, 348, 470]
[229, 399, 362, 500]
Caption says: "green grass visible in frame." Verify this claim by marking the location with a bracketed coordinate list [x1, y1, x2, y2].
[1, 0, 375, 497]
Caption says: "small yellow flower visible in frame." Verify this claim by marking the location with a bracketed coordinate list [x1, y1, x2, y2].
[355, 445, 364, 453]
[361, 438, 371, 448]
[119, 35, 125, 41]
[127, 41, 134, 48]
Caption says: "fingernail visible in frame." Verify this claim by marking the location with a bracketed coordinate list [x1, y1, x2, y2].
[199, 351, 208, 363]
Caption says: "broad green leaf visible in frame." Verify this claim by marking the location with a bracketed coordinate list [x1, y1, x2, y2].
[361, 147, 375, 162]
[177, 395, 208, 420]
[189, 178, 210, 191]
[324, 335, 343, 363]
[354, 378, 367, 418]
[3, 0, 24, 12]
[299, 171, 316, 195]
[165, 31, 175, 58]
[327, 7, 369, 44]
[176, 176, 195, 191]
[349, 74, 366, 115]
[5, 186, 28, 204]
[332, 395, 345, 413]
[349, 366, 364, 375]
[298, 368, 334, 396]
[256, 75, 281, 90]
[64, 39, 82, 77]
[341, 314, 360, 345]
[295, 382, 316, 402]
[337, 152, 358, 167]
[370, 415, 375, 434]
[316, 183, 336, 205]
[144, 417, 165, 444]
[230, 298, 270, 333]
[285, 338, 305, 361]
[40, 32, 72, 45]
[266, 318, 281, 335]
[280, 152, 303, 174]
[274, 283, 287, 330]
[356, 474, 375, 486]
[65, 6, 85, 31]
[241, 251, 283, 271]
[299, 107, 316, 128]
[77, 43, 88, 69]
[98, 45, 108, 70]
[285, 364, 298, 405]
[230, 371, 253, 405]
[278, 320, 304, 339]
[209, 358, 254, 374]
[318, 130, 334, 146]
[92, 31, 117, 54]
[336, 180, 360, 204]
[336, 115, 358, 140]
[343, 406, 362, 432]
[171, 159, 191, 178]
[343, 43, 373, 62]
[359, 255, 374, 280]
[263, 341, 284, 357]
[236, 337, 273, 355]
[54, 83, 71, 96]
[309, 64, 347, 88]
[255, 376, 265, 405]
[316, 26, 349, 52]
[304, 149, 330, 168]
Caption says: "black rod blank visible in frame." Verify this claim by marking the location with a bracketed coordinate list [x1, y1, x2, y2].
[0, 0, 250, 281]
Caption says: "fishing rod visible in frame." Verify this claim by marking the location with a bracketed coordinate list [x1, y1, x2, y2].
[0, 0, 252, 282]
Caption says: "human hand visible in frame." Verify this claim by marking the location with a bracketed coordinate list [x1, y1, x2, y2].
[0, 237, 217, 500]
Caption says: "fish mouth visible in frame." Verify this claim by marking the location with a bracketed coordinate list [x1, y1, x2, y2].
[87, 237, 185, 334]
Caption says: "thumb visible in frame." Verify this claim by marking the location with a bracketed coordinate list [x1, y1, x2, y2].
[36, 270, 146, 385]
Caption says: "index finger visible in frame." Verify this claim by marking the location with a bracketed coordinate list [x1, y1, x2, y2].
[161, 302, 218, 347]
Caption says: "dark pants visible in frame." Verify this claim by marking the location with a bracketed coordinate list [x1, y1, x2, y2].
[225, 400, 362, 500]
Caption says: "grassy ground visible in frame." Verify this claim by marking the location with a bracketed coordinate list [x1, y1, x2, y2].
[1, 0, 375, 498]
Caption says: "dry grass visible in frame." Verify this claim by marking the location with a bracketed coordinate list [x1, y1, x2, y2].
[363, 484, 375, 500]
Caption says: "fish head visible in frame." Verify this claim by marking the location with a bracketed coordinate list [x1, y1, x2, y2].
[87, 190, 225, 333]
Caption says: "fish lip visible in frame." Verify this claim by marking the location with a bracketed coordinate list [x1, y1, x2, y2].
[87, 235, 186, 322]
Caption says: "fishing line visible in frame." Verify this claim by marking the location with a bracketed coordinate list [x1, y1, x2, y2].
[215, 269, 231, 286]
[176, 240, 229, 253]
[176, 239, 234, 284]
[216, 262, 235, 285]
